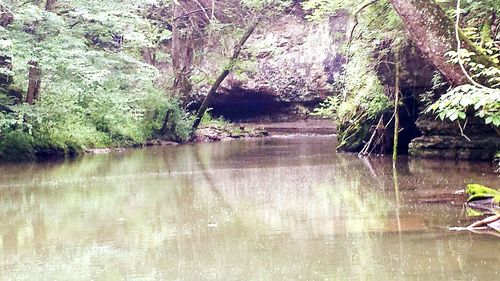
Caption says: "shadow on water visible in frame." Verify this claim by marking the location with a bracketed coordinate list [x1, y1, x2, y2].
[0, 136, 498, 280]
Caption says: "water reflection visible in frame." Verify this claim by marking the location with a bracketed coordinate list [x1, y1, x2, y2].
[0, 137, 498, 280]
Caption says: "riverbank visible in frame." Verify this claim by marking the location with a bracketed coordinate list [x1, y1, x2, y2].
[28, 119, 335, 157]
[84, 123, 270, 154]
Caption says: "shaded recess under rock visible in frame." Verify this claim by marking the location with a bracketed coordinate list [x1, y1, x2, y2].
[191, 13, 348, 122]
[373, 43, 498, 161]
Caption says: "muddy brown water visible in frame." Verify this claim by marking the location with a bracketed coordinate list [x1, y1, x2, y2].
[0, 136, 499, 280]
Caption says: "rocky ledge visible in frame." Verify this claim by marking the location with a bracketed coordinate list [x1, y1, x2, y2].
[194, 125, 268, 142]
[409, 113, 500, 161]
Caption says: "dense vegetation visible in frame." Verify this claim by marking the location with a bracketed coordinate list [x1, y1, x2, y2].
[0, 0, 196, 159]
[1, 0, 499, 160]
[310, 0, 499, 154]
[0, 0, 289, 160]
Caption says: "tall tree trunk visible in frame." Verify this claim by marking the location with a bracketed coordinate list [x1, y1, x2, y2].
[393, 51, 400, 162]
[191, 21, 258, 131]
[26, 60, 41, 105]
[45, 0, 56, 11]
[171, 3, 194, 99]
[387, 0, 468, 86]
[141, 47, 156, 65]
[388, 0, 500, 87]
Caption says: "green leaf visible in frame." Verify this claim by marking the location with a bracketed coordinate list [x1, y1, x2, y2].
[438, 112, 446, 120]
[474, 102, 482, 110]
[449, 112, 458, 121]
[493, 117, 500, 127]
[459, 96, 471, 107]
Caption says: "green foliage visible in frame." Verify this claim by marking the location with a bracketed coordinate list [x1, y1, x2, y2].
[0, 0, 191, 160]
[427, 0, 500, 126]
[427, 85, 500, 126]
[427, 44, 500, 126]
[240, 0, 292, 11]
[311, 96, 340, 118]
[445, 47, 500, 87]
[200, 109, 229, 128]
[308, 0, 499, 152]
[302, 0, 345, 21]
[0, 130, 35, 160]
[306, 0, 401, 150]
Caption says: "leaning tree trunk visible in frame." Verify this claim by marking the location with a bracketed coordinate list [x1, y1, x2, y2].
[26, 60, 41, 105]
[191, 21, 258, 131]
[387, 0, 468, 86]
[388, 0, 500, 87]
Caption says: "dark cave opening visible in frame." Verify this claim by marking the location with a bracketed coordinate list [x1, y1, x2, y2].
[196, 90, 321, 122]
[385, 87, 423, 155]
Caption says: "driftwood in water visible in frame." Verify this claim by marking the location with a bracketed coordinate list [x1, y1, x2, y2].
[358, 116, 384, 156]
[467, 215, 500, 232]
[460, 184, 500, 235]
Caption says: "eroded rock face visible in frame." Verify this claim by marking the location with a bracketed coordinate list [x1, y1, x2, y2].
[409, 113, 500, 161]
[208, 13, 348, 121]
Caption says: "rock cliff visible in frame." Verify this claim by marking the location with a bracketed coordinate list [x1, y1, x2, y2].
[204, 13, 348, 121]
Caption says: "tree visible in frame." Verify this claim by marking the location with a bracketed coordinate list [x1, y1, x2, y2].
[25, 59, 40, 105]
[0, 0, 195, 159]
[171, 3, 195, 99]
[192, 21, 258, 130]
[45, 0, 56, 11]
[387, 0, 499, 87]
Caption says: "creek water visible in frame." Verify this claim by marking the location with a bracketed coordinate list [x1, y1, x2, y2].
[0, 136, 498, 280]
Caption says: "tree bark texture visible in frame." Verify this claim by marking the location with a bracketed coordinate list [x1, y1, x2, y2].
[171, 3, 194, 98]
[387, 0, 468, 86]
[26, 60, 41, 105]
[389, 0, 500, 87]
[393, 51, 400, 162]
[45, 0, 56, 11]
